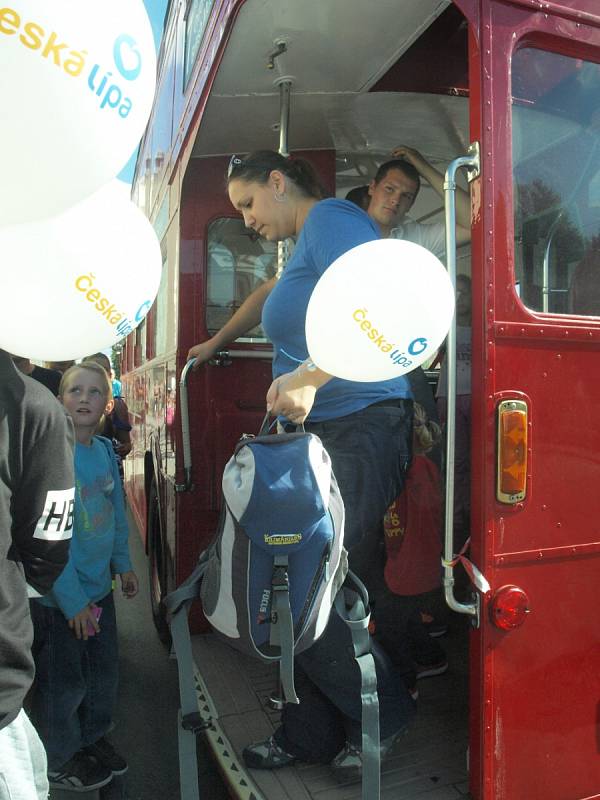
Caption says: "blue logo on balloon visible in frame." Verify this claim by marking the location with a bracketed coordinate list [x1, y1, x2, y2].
[113, 35, 142, 81]
[408, 337, 428, 356]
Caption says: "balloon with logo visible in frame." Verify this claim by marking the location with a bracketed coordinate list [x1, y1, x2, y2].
[0, 0, 156, 225]
[0, 181, 161, 361]
[305, 239, 455, 382]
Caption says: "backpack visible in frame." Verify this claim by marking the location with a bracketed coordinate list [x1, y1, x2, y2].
[165, 420, 381, 800]
[200, 426, 347, 701]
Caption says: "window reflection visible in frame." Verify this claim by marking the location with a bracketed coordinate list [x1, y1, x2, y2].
[512, 49, 600, 316]
[206, 218, 278, 338]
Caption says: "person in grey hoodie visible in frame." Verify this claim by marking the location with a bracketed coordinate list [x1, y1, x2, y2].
[0, 350, 74, 800]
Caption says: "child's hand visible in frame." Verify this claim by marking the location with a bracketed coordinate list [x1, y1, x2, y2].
[119, 570, 139, 599]
[69, 604, 100, 640]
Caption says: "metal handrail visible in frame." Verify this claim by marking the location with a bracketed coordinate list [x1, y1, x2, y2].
[177, 350, 274, 492]
[442, 143, 479, 621]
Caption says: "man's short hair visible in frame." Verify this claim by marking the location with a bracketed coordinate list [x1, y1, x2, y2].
[373, 159, 421, 196]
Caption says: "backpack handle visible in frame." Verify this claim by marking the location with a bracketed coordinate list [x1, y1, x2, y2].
[259, 411, 306, 436]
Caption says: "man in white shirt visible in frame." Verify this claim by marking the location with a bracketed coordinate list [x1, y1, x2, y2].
[366, 145, 471, 257]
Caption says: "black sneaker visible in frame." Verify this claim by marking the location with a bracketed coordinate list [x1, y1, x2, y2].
[83, 735, 128, 775]
[415, 659, 449, 679]
[48, 751, 113, 792]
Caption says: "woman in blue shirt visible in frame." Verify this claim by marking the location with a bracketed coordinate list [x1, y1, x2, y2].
[191, 150, 415, 779]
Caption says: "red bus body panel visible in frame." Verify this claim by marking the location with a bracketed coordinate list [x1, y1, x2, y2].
[123, 0, 600, 797]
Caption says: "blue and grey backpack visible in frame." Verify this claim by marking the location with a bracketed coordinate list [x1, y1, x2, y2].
[166, 420, 381, 799]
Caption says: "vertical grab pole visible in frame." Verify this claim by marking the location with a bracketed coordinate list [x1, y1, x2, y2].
[276, 78, 293, 276]
[177, 358, 196, 492]
[443, 145, 479, 620]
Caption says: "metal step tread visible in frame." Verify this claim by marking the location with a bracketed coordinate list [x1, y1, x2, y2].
[189, 620, 470, 800]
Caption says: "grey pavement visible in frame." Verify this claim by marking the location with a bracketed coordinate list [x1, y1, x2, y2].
[51, 508, 227, 800]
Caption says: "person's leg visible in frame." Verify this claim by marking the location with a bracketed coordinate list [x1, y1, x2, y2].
[0, 709, 49, 800]
[453, 394, 471, 548]
[29, 601, 86, 770]
[372, 594, 416, 687]
[291, 610, 416, 748]
[306, 399, 413, 576]
[79, 593, 119, 749]
[272, 662, 346, 763]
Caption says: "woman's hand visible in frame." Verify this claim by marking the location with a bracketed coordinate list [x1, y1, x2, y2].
[266, 361, 332, 424]
[187, 338, 219, 369]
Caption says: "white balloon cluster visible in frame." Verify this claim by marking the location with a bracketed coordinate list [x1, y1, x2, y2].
[0, 0, 161, 360]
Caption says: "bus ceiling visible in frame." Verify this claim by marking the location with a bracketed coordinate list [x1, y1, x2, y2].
[190, 1, 468, 164]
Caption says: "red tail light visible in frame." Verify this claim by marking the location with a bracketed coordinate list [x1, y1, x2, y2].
[490, 585, 530, 630]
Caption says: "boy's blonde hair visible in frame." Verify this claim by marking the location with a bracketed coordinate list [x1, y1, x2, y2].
[59, 361, 113, 401]
[413, 402, 442, 454]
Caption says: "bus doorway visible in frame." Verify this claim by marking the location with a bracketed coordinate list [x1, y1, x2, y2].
[121, 0, 600, 798]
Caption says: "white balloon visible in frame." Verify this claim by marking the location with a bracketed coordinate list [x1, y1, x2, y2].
[0, 181, 162, 361]
[0, 1, 156, 224]
[305, 239, 455, 382]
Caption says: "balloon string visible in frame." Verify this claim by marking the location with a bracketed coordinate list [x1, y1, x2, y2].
[279, 347, 307, 364]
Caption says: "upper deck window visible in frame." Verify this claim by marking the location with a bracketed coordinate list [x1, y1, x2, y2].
[206, 218, 277, 339]
[512, 48, 600, 316]
[184, 0, 214, 88]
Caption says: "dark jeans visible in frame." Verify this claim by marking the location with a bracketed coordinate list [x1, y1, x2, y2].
[275, 608, 416, 762]
[29, 593, 118, 770]
[275, 399, 415, 761]
[373, 591, 446, 686]
[305, 399, 413, 578]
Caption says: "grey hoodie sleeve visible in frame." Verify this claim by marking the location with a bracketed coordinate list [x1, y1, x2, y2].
[10, 389, 75, 596]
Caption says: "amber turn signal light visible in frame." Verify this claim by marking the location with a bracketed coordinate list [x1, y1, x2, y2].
[497, 399, 527, 504]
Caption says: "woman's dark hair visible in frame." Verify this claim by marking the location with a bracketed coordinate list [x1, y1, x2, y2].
[227, 150, 325, 200]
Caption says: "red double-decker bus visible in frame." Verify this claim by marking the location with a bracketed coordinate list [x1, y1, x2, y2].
[121, 1, 600, 797]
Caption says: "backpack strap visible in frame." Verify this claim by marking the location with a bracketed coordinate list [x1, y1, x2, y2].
[164, 556, 211, 800]
[334, 570, 381, 800]
[269, 555, 299, 704]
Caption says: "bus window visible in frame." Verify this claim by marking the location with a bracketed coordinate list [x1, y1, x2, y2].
[512, 49, 600, 316]
[206, 218, 277, 339]
[154, 254, 169, 357]
[184, 0, 215, 89]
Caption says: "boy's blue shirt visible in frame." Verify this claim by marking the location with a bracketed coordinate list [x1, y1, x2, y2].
[262, 198, 412, 422]
[37, 436, 132, 620]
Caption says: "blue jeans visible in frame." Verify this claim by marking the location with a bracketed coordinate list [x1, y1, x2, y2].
[275, 399, 415, 762]
[29, 593, 118, 770]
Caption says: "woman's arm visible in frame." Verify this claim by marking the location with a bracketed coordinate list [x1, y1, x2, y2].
[266, 359, 332, 424]
[187, 276, 278, 367]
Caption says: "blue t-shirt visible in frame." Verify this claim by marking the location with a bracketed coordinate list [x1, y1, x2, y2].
[262, 199, 412, 422]
[37, 436, 132, 619]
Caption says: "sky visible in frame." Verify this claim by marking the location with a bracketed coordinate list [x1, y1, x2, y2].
[118, 0, 169, 185]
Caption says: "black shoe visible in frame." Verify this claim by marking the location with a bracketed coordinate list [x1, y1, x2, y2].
[83, 735, 128, 775]
[415, 659, 449, 679]
[243, 735, 297, 769]
[48, 751, 113, 792]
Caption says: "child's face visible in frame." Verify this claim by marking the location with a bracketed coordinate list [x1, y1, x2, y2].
[61, 368, 113, 432]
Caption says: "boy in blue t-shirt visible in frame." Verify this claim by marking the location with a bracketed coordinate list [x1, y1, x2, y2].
[30, 361, 138, 793]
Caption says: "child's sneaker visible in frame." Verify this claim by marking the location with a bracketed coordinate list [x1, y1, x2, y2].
[83, 735, 128, 775]
[415, 659, 449, 679]
[48, 751, 112, 792]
